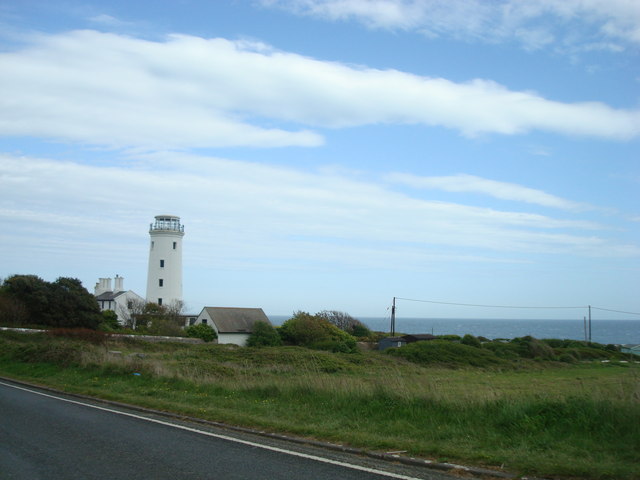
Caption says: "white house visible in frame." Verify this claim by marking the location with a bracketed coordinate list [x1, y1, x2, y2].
[195, 307, 271, 346]
[94, 275, 145, 326]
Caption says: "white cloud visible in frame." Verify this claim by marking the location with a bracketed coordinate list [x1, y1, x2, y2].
[387, 173, 589, 211]
[88, 14, 130, 27]
[1, 152, 637, 271]
[262, 0, 640, 50]
[0, 30, 638, 151]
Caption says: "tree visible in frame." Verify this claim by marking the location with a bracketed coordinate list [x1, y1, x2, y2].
[50, 277, 101, 329]
[0, 274, 100, 329]
[125, 298, 147, 329]
[247, 321, 281, 347]
[317, 310, 371, 337]
[0, 293, 28, 326]
[1, 275, 51, 324]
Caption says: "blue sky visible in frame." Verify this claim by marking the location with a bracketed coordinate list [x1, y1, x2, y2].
[1, 0, 639, 321]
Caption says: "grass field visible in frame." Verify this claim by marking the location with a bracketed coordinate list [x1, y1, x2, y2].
[1, 329, 638, 479]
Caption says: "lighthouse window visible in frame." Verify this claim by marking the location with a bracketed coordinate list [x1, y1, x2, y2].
[160, 260, 164, 268]
[159, 279, 164, 287]
[173, 242, 177, 250]
[158, 298, 162, 306]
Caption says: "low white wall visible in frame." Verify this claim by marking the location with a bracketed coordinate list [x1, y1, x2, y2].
[217, 333, 250, 346]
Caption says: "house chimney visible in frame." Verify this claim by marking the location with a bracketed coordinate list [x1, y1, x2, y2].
[114, 275, 124, 292]
[95, 277, 112, 296]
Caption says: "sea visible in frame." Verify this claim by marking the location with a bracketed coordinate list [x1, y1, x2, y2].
[268, 316, 640, 345]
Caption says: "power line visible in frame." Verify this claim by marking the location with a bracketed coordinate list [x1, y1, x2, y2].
[395, 297, 587, 310]
[591, 306, 640, 316]
[392, 297, 640, 316]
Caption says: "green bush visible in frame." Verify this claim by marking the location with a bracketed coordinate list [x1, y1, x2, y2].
[247, 321, 282, 347]
[316, 310, 372, 337]
[510, 336, 555, 360]
[185, 323, 217, 342]
[554, 347, 611, 361]
[387, 340, 507, 368]
[144, 317, 184, 337]
[4, 338, 83, 366]
[558, 353, 577, 363]
[309, 338, 352, 353]
[351, 323, 372, 338]
[461, 334, 481, 348]
[437, 334, 461, 341]
[482, 341, 522, 360]
[279, 311, 357, 353]
[99, 310, 120, 331]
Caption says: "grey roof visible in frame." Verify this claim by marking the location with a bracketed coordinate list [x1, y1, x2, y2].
[403, 334, 437, 342]
[95, 291, 126, 301]
[202, 307, 270, 333]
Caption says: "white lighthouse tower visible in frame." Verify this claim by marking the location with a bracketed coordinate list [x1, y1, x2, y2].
[146, 215, 185, 308]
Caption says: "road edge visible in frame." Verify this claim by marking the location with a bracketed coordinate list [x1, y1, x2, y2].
[0, 375, 546, 480]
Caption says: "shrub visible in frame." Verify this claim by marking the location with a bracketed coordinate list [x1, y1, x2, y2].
[387, 340, 507, 368]
[558, 353, 577, 363]
[47, 328, 108, 345]
[11, 341, 83, 366]
[98, 310, 120, 332]
[185, 323, 217, 342]
[554, 347, 611, 361]
[351, 323, 372, 338]
[482, 341, 522, 360]
[247, 321, 282, 347]
[279, 311, 357, 353]
[310, 338, 352, 353]
[316, 310, 372, 337]
[461, 334, 481, 348]
[143, 317, 185, 337]
[437, 334, 462, 341]
[510, 336, 555, 360]
[541, 338, 565, 348]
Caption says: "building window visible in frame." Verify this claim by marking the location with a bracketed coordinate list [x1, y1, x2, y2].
[159, 279, 163, 287]
[151, 241, 154, 249]
[158, 298, 162, 306]
[202, 319, 207, 324]
[160, 259, 164, 268]
[173, 242, 177, 250]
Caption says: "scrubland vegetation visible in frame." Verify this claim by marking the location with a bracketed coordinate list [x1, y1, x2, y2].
[1, 328, 638, 480]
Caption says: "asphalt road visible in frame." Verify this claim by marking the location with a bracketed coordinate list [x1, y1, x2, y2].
[0, 380, 461, 480]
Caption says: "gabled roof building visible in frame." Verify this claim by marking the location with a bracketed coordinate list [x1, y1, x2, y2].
[195, 307, 271, 346]
[94, 275, 145, 326]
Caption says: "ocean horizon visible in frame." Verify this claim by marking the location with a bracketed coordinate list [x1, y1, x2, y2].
[268, 316, 640, 345]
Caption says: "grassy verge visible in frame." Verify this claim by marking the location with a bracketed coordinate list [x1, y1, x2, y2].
[1, 330, 638, 479]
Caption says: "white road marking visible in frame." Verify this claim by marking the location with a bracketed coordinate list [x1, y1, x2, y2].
[0, 380, 426, 480]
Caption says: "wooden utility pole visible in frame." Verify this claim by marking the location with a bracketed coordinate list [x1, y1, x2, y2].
[588, 305, 592, 342]
[391, 297, 396, 336]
